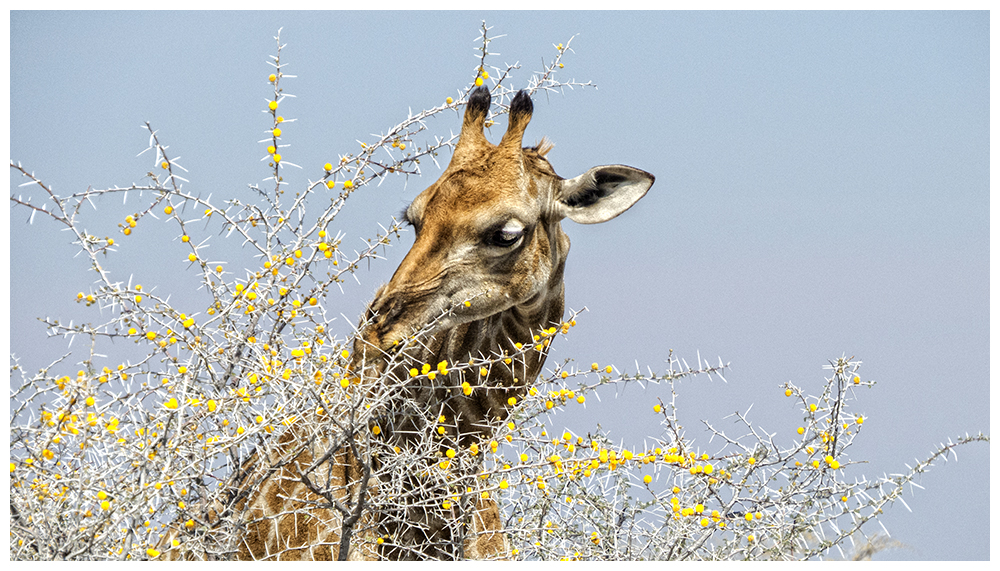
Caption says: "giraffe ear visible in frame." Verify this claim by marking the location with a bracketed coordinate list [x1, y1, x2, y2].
[555, 165, 654, 224]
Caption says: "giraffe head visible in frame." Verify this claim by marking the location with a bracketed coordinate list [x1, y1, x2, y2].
[355, 86, 653, 365]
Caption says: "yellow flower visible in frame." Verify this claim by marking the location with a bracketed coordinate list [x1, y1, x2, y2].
[324, 162, 333, 171]
[475, 77, 484, 87]
[268, 73, 276, 82]
[273, 128, 282, 137]
[643, 475, 652, 484]
[268, 101, 278, 111]
[165, 398, 178, 410]
[147, 548, 161, 558]
[446, 97, 454, 104]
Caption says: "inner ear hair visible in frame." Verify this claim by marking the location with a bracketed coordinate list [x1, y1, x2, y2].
[561, 179, 608, 208]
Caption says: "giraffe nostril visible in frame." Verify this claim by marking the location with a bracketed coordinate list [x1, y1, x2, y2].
[368, 298, 397, 331]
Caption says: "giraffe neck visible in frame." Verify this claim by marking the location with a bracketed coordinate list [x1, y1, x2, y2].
[367, 235, 568, 560]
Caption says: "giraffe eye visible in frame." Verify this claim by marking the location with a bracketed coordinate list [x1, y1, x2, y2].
[489, 221, 524, 248]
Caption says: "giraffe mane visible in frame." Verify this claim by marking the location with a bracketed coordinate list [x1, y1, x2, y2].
[533, 136, 554, 157]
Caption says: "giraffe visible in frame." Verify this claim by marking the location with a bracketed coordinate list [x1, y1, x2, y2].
[347, 85, 653, 559]
[158, 85, 653, 560]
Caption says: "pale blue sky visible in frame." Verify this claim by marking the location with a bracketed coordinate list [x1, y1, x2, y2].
[9, 11, 989, 560]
